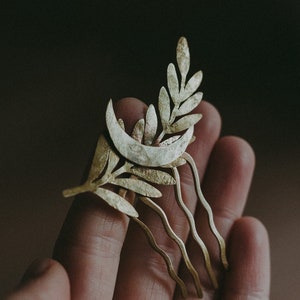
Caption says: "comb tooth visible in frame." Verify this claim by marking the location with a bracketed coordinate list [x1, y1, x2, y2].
[183, 152, 229, 270]
[131, 217, 188, 298]
[139, 196, 203, 298]
[172, 167, 218, 289]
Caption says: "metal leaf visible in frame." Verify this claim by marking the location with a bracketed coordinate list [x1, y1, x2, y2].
[118, 118, 125, 130]
[130, 167, 176, 185]
[166, 113, 202, 134]
[162, 157, 187, 168]
[94, 187, 138, 217]
[158, 87, 171, 130]
[180, 71, 203, 102]
[111, 178, 162, 198]
[167, 63, 179, 104]
[159, 135, 181, 146]
[177, 92, 203, 116]
[87, 134, 110, 181]
[132, 119, 145, 143]
[144, 105, 158, 145]
[105, 149, 120, 175]
[176, 37, 190, 83]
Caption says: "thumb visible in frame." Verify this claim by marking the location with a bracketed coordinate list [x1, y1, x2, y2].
[5, 258, 70, 300]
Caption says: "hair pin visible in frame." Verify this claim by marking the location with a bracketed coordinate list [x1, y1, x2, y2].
[63, 37, 228, 298]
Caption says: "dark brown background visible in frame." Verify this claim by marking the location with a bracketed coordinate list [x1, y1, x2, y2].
[1, 1, 299, 299]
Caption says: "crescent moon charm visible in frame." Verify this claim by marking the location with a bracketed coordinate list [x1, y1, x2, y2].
[106, 99, 194, 167]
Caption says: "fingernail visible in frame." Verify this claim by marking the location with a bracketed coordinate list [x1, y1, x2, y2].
[22, 258, 52, 282]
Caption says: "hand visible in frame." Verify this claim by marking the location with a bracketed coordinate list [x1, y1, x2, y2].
[6, 98, 270, 299]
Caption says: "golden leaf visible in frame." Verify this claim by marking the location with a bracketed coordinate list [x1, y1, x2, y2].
[118, 118, 125, 130]
[132, 119, 145, 143]
[144, 105, 158, 145]
[87, 134, 110, 182]
[94, 187, 138, 217]
[176, 37, 190, 83]
[105, 149, 120, 175]
[130, 167, 176, 185]
[177, 92, 203, 116]
[180, 70, 203, 102]
[158, 86, 171, 130]
[167, 63, 179, 104]
[166, 114, 202, 134]
[162, 157, 187, 168]
[159, 135, 181, 146]
[111, 178, 162, 198]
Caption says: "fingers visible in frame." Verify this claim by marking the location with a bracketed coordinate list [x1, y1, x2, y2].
[5, 258, 70, 300]
[223, 217, 270, 299]
[176, 136, 255, 297]
[53, 98, 147, 300]
[200, 136, 255, 237]
[113, 101, 222, 299]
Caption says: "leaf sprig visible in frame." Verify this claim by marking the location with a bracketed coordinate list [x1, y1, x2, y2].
[158, 37, 203, 140]
[63, 133, 176, 217]
[63, 38, 204, 217]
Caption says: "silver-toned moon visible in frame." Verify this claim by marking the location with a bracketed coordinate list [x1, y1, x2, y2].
[106, 100, 193, 167]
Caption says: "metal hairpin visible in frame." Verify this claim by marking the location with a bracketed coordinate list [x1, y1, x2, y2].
[63, 37, 228, 298]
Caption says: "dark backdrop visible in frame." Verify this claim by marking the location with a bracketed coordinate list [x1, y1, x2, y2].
[1, 1, 299, 299]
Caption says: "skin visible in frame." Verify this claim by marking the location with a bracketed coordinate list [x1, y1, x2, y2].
[5, 98, 270, 300]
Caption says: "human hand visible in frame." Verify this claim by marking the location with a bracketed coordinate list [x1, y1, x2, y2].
[6, 98, 270, 299]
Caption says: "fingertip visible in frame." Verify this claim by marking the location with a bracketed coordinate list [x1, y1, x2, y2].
[228, 217, 270, 263]
[215, 136, 256, 177]
[198, 100, 222, 136]
[114, 97, 146, 111]
[230, 216, 269, 244]
[224, 217, 270, 299]
[113, 97, 148, 131]
[21, 258, 54, 283]
[202, 136, 256, 224]
[194, 100, 222, 143]
[5, 258, 70, 300]
[187, 100, 222, 173]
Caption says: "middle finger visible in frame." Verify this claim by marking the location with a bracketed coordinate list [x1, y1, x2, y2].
[113, 101, 221, 299]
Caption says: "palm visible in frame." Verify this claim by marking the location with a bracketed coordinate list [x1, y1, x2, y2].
[6, 98, 269, 300]
[51, 98, 269, 300]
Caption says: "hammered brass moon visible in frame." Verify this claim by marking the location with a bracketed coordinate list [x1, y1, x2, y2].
[106, 99, 194, 167]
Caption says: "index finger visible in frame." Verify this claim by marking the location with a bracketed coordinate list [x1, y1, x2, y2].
[53, 98, 147, 300]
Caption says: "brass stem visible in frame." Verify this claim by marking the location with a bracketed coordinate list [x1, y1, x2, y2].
[111, 161, 132, 178]
[62, 183, 93, 197]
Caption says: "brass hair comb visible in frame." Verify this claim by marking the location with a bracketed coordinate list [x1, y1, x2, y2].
[63, 37, 228, 298]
